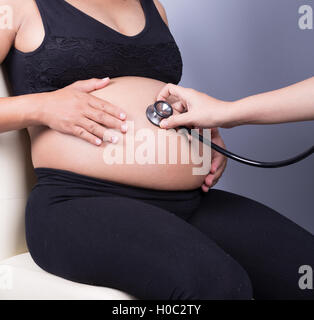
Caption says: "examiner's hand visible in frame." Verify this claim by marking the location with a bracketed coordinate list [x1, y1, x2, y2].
[202, 128, 227, 192]
[156, 83, 231, 129]
[40, 78, 128, 146]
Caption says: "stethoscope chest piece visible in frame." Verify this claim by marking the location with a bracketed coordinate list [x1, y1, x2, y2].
[146, 101, 173, 127]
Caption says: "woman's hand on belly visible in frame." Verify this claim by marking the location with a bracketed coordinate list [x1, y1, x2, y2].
[35, 78, 128, 146]
[31, 77, 211, 191]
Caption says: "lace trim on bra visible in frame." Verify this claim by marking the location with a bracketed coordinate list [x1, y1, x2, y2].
[23, 35, 183, 94]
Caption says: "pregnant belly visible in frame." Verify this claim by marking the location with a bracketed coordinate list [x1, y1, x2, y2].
[29, 77, 211, 190]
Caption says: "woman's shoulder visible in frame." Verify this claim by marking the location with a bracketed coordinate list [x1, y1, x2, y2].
[0, 0, 38, 32]
[152, 0, 169, 26]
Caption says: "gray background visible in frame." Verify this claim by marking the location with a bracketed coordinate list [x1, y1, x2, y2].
[163, 0, 314, 234]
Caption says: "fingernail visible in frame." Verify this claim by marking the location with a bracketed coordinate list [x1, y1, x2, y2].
[120, 113, 126, 120]
[160, 120, 168, 129]
[102, 77, 110, 81]
[96, 138, 102, 145]
[121, 124, 128, 132]
[111, 136, 119, 144]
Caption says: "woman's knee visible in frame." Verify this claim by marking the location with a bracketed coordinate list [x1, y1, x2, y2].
[148, 250, 253, 300]
[185, 257, 253, 300]
[210, 258, 253, 300]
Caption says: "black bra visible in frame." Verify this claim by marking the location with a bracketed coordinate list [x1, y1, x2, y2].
[3, 0, 183, 96]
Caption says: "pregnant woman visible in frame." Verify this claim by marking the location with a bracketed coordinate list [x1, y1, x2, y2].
[0, 0, 313, 300]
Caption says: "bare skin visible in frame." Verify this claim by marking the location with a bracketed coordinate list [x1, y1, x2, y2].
[0, 0, 225, 190]
[157, 79, 314, 130]
[30, 76, 209, 190]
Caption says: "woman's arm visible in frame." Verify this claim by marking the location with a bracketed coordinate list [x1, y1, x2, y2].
[0, 0, 127, 145]
[157, 78, 314, 130]
[230, 77, 314, 127]
[0, 0, 35, 131]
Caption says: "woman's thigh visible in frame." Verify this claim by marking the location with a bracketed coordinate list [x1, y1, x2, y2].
[25, 190, 252, 300]
[187, 189, 314, 300]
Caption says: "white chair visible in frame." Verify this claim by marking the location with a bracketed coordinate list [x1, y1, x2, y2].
[0, 67, 136, 300]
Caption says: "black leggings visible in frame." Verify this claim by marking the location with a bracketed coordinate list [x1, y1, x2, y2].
[25, 168, 314, 300]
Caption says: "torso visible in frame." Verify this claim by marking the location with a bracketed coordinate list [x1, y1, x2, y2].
[14, 0, 150, 53]
[4, 0, 182, 95]
[29, 77, 210, 191]
[3, 0, 209, 191]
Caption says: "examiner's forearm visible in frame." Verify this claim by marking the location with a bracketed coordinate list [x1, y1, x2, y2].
[230, 77, 314, 126]
[0, 93, 43, 133]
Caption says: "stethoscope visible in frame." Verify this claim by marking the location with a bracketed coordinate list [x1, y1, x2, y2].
[146, 101, 314, 168]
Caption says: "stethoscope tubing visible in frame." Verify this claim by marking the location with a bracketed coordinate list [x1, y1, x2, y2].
[147, 101, 314, 168]
[187, 127, 314, 168]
